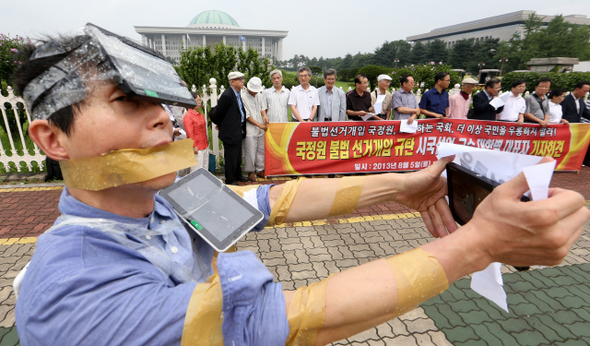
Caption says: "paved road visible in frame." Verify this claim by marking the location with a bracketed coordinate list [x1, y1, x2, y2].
[1, 167, 589, 345]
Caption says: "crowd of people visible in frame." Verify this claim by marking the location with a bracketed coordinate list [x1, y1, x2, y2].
[196, 68, 590, 184]
[12, 26, 590, 346]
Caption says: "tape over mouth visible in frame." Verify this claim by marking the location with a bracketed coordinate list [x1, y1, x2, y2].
[59, 139, 197, 191]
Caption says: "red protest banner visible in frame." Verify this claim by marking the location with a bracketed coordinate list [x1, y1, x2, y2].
[265, 119, 590, 176]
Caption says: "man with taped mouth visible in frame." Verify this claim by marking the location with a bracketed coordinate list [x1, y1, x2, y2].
[14, 24, 590, 346]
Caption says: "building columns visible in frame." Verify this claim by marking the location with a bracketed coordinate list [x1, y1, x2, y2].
[161, 34, 166, 56]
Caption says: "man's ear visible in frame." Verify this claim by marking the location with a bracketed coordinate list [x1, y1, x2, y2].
[28, 120, 70, 161]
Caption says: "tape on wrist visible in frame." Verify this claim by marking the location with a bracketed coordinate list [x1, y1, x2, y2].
[328, 176, 365, 217]
[286, 279, 328, 346]
[386, 248, 449, 317]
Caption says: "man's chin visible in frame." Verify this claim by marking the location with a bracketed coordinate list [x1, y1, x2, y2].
[132, 172, 177, 191]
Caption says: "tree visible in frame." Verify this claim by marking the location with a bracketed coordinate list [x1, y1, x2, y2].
[425, 39, 448, 64]
[179, 44, 273, 91]
[448, 39, 475, 70]
[341, 53, 354, 69]
[409, 41, 427, 65]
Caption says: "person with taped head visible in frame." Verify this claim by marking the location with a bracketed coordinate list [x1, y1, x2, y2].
[14, 24, 590, 346]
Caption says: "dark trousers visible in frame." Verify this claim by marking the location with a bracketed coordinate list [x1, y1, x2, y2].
[224, 142, 243, 183]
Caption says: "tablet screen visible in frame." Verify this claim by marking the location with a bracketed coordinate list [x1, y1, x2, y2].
[160, 169, 263, 251]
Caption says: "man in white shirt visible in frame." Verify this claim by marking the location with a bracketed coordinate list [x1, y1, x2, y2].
[497, 79, 526, 126]
[288, 66, 320, 122]
[262, 70, 290, 123]
[370, 74, 393, 120]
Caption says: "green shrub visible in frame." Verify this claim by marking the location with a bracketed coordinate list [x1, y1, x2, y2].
[500, 71, 590, 92]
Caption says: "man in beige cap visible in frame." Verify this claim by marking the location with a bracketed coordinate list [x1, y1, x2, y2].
[212, 71, 249, 185]
[242, 77, 267, 181]
[371, 74, 393, 120]
[447, 77, 477, 119]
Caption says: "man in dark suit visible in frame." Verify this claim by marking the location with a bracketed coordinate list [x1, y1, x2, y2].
[470, 78, 503, 121]
[562, 81, 590, 123]
[561, 81, 590, 165]
[214, 71, 249, 185]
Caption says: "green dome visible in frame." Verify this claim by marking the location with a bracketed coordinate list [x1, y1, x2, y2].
[188, 10, 240, 28]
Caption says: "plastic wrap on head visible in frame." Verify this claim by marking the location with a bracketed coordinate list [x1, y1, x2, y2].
[23, 23, 195, 121]
[84, 24, 195, 107]
[23, 34, 114, 120]
[59, 139, 196, 191]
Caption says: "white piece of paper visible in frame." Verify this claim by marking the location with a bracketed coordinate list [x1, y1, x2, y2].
[400, 119, 418, 133]
[436, 142, 554, 312]
[489, 96, 505, 109]
[373, 94, 386, 114]
[361, 113, 376, 121]
[471, 263, 508, 312]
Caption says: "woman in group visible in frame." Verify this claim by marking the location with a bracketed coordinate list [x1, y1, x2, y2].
[183, 92, 210, 171]
[547, 88, 570, 125]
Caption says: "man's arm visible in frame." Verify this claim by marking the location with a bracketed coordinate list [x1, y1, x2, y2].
[290, 105, 303, 122]
[278, 157, 589, 345]
[309, 105, 317, 121]
[269, 157, 457, 238]
[420, 108, 444, 119]
[338, 90, 347, 121]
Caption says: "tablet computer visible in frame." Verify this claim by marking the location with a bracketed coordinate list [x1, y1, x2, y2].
[85, 23, 197, 109]
[159, 168, 263, 252]
[446, 162, 530, 271]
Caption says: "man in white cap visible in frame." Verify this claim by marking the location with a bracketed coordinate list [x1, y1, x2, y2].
[447, 77, 477, 119]
[214, 71, 249, 185]
[371, 74, 393, 120]
[242, 77, 267, 181]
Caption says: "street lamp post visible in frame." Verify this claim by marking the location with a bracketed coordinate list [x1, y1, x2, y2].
[499, 58, 509, 76]
[394, 59, 400, 69]
[477, 62, 486, 82]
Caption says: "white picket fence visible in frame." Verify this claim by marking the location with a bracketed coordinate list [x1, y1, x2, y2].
[0, 86, 45, 173]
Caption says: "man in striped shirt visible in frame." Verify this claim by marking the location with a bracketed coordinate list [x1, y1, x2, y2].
[262, 70, 290, 123]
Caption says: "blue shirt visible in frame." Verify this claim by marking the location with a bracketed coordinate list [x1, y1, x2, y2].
[419, 88, 449, 117]
[16, 186, 288, 345]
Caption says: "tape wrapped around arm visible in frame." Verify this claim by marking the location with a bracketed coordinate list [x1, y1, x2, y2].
[386, 248, 449, 317]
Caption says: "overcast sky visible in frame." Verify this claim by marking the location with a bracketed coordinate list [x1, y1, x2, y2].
[2, 0, 590, 60]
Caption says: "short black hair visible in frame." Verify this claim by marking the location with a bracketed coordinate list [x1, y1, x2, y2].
[574, 80, 590, 90]
[548, 88, 566, 99]
[536, 77, 552, 86]
[190, 91, 200, 99]
[400, 74, 413, 86]
[13, 35, 94, 136]
[485, 78, 501, 89]
[511, 79, 526, 89]
[354, 74, 368, 85]
[435, 72, 449, 84]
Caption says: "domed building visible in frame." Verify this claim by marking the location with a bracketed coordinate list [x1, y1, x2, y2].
[135, 10, 288, 64]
